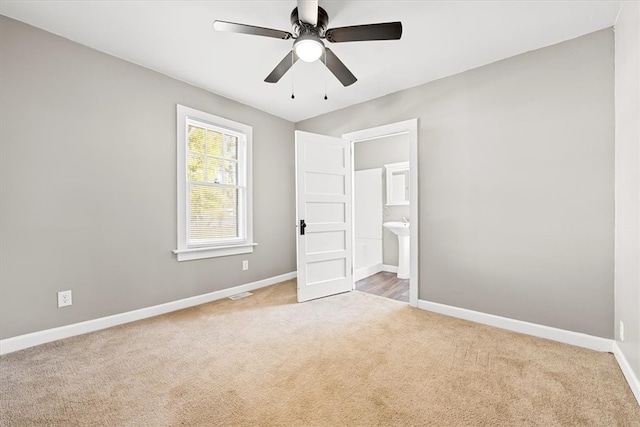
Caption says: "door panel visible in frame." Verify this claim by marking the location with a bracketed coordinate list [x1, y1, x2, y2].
[305, 172, 345, 195]
[306, 202, 345, 223]
[306, 230, 346, 254]
[307, 258, 347, 284]
[296, 131, 352, 302]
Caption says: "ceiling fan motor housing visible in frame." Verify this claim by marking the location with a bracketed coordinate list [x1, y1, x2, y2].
[290, 6, 329, 37]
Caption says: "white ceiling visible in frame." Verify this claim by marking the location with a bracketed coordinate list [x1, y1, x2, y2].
[0, 1, 623, 122]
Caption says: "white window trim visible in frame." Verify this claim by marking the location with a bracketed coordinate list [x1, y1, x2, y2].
[173, 104, 255, 261]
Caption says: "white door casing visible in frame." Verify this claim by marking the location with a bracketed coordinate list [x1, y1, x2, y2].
[343, 119, 419, 307]
[295, 131, 353, 302]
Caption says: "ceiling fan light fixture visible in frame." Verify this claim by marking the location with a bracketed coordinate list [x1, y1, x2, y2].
[293, 34, 324, 62]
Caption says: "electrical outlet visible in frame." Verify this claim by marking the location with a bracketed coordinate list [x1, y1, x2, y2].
[242, 260, 249, 271]
[620, 321, 625, 342]
[58, 290, 72, 308]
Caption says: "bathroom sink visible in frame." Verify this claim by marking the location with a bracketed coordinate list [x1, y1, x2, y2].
[383, 221, 410, 236]
[383, 222, 410, 279]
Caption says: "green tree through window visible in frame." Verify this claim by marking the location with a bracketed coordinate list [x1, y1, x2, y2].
[174, 104, 253, 262]
[187, 124, 240, 243]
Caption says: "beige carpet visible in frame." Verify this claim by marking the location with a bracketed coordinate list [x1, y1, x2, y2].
[1, 280, 638, 426]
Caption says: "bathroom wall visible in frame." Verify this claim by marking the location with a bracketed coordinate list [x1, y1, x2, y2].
[354, 133, 410, 266]
[354, 169, 383, 278]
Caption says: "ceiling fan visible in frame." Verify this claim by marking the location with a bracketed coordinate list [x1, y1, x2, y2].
[213, 0, 402, 87]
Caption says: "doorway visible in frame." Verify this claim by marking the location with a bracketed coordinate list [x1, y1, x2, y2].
[343, 119, 419, 307]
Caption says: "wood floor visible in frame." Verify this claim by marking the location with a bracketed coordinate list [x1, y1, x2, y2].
[355, 271, 409, 302]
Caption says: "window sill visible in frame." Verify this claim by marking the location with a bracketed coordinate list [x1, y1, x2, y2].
[172, 243, 257, 262]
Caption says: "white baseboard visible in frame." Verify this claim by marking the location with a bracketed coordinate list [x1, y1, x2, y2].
[613, 341, 640, 405]
[354, 264, 399, 281]
[354, 264, 384, 281]
[0, 271, 297, 355]
[417, 299, 613, 353]
[382, 264, 398, 273]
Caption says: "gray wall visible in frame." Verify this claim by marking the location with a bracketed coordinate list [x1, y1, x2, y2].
[298, 29, 615, 338]
[614, 2, 640, 383]
[354, 134, 409, 266]
[0, 16, 296, 339]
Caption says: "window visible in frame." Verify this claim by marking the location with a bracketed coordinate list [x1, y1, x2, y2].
[174, 105, 254, 261]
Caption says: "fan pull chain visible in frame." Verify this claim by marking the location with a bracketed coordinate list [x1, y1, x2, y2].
[323, 49, 328, 100]
[291, 49, 295, 99]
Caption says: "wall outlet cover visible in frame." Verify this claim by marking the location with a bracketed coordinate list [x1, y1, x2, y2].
[58, 290, 72, 308]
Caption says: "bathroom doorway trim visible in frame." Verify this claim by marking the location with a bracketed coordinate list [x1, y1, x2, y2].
[343, 119, 419, 307]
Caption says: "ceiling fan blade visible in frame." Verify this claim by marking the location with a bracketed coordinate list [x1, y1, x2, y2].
[322, 48, 357, 87]
[325, 22, 402, 43]
[297, 0, 318, 26]
[213, 21, 292, 40]
[265, 51, 298, 83]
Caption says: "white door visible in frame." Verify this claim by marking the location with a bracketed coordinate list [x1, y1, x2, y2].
[296, 130, 352, 302]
